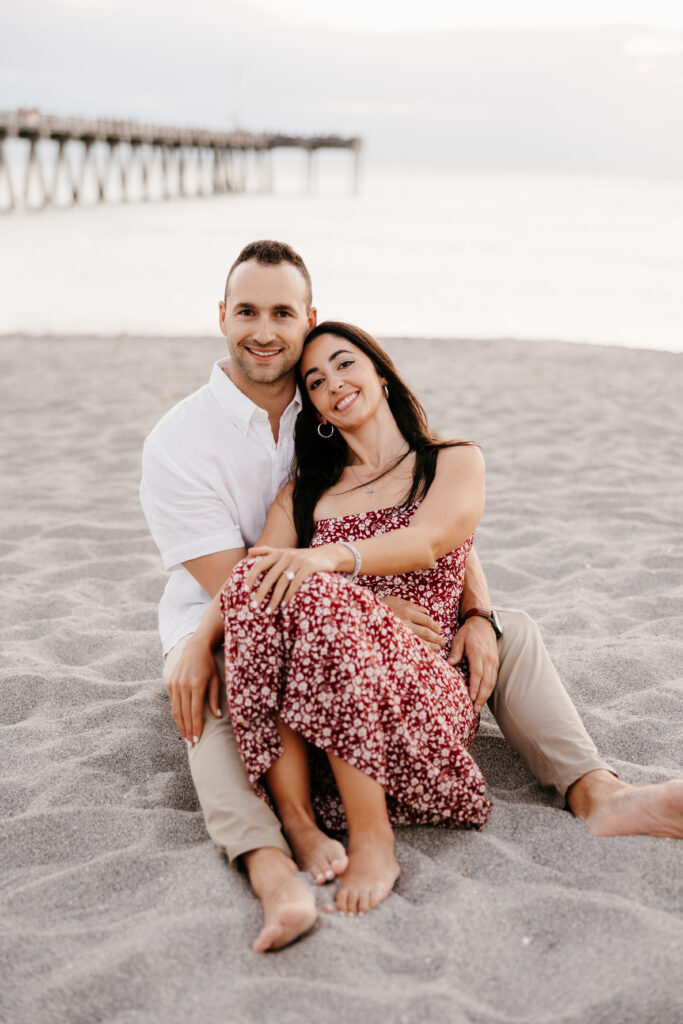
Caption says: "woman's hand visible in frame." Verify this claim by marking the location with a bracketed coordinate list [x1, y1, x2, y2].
[245, 544, 343, 609]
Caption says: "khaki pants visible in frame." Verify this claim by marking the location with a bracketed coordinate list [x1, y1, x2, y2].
[163, 607, 613, 861]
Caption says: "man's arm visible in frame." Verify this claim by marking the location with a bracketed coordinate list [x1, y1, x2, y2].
[458, 544, 492, 614]
[170, 489, 302, 745]
[165, 547, 246, 746]
[184, 547, 247, 599]
[447, 545, 500, 712]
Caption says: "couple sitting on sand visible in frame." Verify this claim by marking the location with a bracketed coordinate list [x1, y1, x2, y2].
[140, 240, 683, 953]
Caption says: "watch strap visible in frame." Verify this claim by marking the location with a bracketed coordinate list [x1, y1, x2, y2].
[460, 607, 503, 638]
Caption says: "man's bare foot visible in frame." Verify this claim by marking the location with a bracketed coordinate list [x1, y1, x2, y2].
[327, 828, 400, 916]
[568, 771, 683, 838]
[244, 847, 317, 953]
[284, 820, 348, 884]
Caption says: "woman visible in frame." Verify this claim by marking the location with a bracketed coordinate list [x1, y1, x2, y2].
[193, 321, 491, 916]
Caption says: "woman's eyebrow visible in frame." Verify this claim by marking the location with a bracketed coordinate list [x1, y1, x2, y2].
[303, 349, 353, 380]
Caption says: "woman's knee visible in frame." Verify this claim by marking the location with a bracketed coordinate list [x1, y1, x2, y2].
[223, 556, 259, 593]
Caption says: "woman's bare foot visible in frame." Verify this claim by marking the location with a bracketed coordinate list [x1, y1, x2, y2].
[244, 848, 317, 953]
[569, 771, 683, 838]
[327, 828, 400, 916]
[284, 819, 349, 884]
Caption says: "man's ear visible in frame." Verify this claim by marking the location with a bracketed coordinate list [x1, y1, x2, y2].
[308, 306, 318, 330]
[218, 301, 227, 337]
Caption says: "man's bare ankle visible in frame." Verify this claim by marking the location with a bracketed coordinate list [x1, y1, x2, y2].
[567, 769, 623, 818]
[242, 846, 296, 884]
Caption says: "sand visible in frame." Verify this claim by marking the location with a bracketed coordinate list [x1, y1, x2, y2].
[1, 334, 682, 1024]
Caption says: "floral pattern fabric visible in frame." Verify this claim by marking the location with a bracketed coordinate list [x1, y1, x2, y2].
[220, 504, 491, 832]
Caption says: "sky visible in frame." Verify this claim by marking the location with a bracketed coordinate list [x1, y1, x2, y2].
[2, 0, 683, 174]
[256, 0, 683, 31]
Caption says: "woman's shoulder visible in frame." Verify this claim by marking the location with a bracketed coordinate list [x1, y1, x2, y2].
[436, 442, 485, 474]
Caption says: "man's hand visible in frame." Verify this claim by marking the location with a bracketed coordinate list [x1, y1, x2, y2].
[166, 635, 221, 745]
[448, 616, 499, 713]
[381, 596, 444, 651]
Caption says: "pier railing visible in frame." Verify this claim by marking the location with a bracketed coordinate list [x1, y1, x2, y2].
[0, 110, 362, 212]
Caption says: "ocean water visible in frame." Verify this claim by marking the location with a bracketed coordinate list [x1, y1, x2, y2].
[1, 160, 681, 351]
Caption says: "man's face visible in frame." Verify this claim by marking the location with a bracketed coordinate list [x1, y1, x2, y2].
[219, 260, 316, 387]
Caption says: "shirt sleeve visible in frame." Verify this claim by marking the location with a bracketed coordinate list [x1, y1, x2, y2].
[140, 435, 244, 571]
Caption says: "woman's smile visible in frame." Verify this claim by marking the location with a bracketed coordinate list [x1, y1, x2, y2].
[333, 390, 360, 412]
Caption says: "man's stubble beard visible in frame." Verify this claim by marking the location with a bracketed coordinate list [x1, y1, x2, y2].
[229, 340, 304, 387]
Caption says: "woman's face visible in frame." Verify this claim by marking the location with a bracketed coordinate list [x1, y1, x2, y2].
[300, 333, 386, 431]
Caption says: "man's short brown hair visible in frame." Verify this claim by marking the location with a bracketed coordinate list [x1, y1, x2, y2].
[224, 240, 312, 310]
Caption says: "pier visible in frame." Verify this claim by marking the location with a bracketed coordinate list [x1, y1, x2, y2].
[0, 110, 362, 212]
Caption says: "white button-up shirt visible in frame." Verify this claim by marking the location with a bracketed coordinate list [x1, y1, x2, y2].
[140, 359, 301, 654]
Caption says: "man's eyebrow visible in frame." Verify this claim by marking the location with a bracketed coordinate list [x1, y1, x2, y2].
[232, 301, 297, 312]
[303, 349, 353, 380]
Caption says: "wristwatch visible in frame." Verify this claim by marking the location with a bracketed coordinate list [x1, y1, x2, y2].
[459, 607, 504, 639]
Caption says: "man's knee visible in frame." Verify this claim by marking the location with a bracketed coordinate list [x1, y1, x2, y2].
[496, 608, 538, 658]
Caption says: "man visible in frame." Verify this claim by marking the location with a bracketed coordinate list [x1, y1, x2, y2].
[140, 240, 683, 953]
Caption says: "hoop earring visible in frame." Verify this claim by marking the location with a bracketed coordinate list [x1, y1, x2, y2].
[317, 422, 334, 438]
[383, 384, 389, 399]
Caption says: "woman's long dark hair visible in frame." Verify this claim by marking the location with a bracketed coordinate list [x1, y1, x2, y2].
[292, 321, 475, 545]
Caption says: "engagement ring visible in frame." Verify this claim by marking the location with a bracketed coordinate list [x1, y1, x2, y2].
[282, 570, 296, 581]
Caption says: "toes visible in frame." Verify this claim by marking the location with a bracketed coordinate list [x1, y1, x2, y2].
[310, 858, 330, 885]
[335, 887, 350, 915]
[346, 888, 360, 916]
[369, 885, 384, 910]
[330, 851, 349, 877]
[310, 843, 348, 884]
[357, 888, 371, 915]
[310, 854, 336, 885]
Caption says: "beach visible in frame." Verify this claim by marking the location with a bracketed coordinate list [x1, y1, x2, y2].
[1, 333, 682, 1024]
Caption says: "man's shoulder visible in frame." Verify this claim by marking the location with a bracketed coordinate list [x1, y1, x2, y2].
[144, 380, 218, 450]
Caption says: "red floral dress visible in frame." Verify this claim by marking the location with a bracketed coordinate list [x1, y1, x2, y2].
[220, 504, 491, 832]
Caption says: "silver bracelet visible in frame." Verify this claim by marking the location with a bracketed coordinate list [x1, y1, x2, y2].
[338, 540, 362, 580]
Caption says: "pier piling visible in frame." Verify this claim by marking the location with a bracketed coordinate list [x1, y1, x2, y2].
[0, 110, 362, 212]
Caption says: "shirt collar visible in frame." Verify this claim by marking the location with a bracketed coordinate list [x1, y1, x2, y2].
[208, 359, 302, 434]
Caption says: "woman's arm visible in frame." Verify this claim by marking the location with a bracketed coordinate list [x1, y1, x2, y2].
[248, 445, 485, 606]
[349, 444, 485, 573]
[256, 481, 299, 547]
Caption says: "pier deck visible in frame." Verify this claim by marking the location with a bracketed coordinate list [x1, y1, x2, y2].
[0, 110, 362, 211]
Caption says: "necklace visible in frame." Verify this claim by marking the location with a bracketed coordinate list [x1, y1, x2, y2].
[349, 464, 376, 495]
[348, 448, 411, 496]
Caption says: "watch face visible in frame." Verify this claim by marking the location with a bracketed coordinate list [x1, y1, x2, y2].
[491, 609, 503, 638]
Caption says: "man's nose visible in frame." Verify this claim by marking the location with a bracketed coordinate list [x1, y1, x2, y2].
[252, 316, 276, 344]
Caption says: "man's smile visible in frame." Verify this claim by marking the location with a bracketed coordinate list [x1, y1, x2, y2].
[334, 390, 359, 412]
[245, 346, 284, 361]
